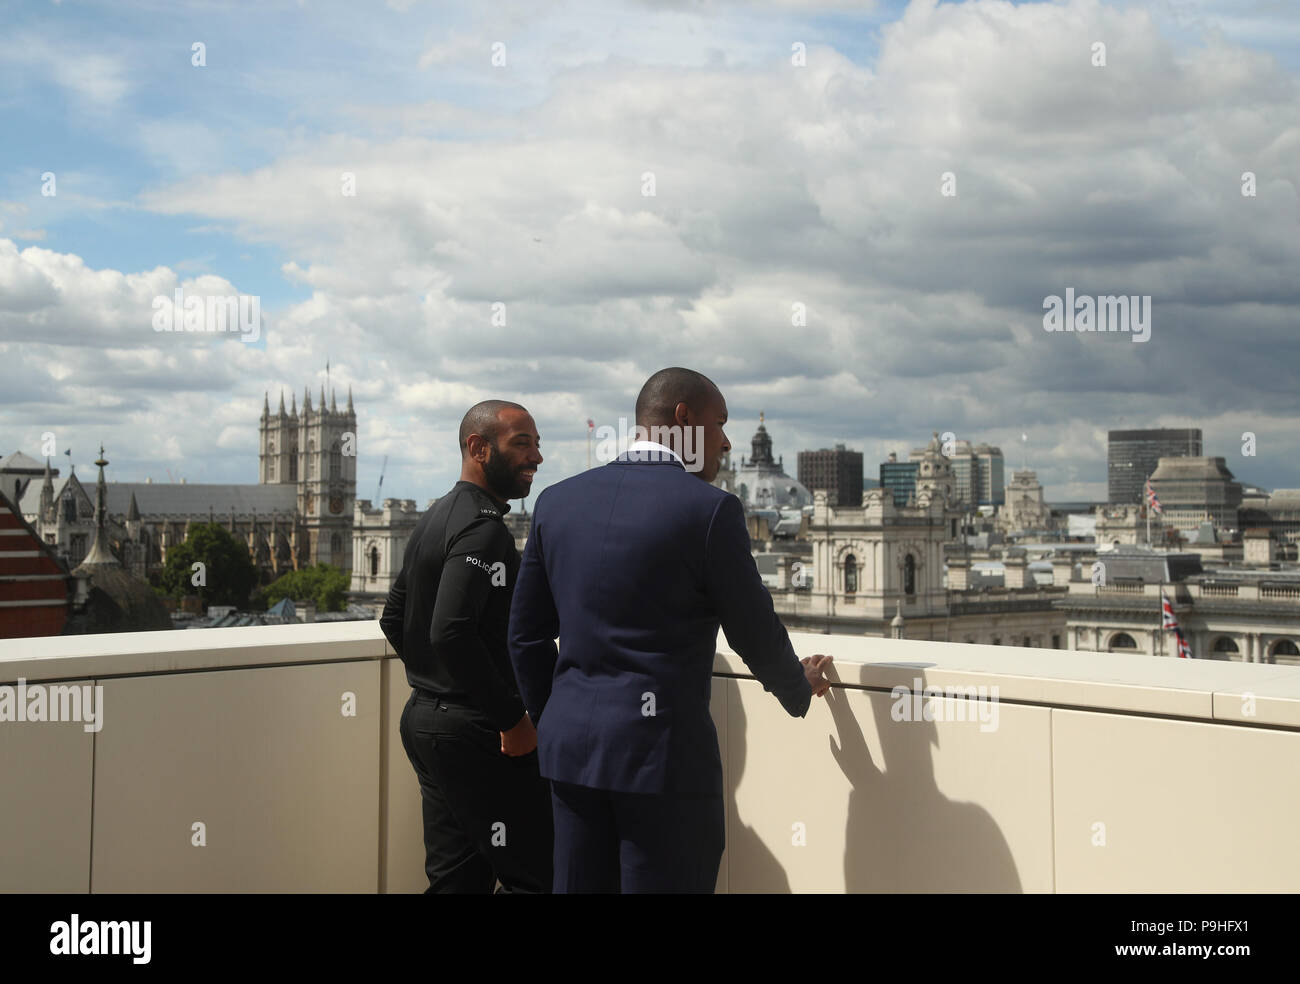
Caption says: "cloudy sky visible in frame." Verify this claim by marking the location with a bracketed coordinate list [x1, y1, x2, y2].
[2, 0, 1297, 507]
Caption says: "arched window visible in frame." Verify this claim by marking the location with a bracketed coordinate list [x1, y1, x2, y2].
[289, 453, 298, 481]
[370, 546, 380, 577]
[844, 554, 857, 594]
[1109, 632, 1138, 650]
[330, 441, 341, 480]
[330, 533, 342, 557]
[1212, 636, 1239, 655]
[903, 554, 916, 596]
[1273, 639, 1300, 657]
[63, 492, 76, 523]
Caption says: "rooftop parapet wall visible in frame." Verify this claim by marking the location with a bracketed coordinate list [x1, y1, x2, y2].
[3, 624, 1299, 892]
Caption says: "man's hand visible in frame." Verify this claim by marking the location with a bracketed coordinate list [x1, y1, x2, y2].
[801, 654, 833, 697]
[500, 712, 538, 756]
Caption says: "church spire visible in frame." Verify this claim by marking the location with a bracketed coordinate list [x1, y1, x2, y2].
[290, 390, 297, 417]
[77, 444, 117, 567]
[40, 456, 54, 518]
[278, 388, 286, 416]
[304, 386, 312, 412]
[330, 388, 337, 413]
[347, 385, 354, 414]
[263, 391, 270, 418]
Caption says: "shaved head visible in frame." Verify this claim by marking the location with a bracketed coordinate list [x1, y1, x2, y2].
[635, 367, 719, 427]
[459, 399, 526, 454]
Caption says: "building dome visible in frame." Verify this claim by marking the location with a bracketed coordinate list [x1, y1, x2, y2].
[735, 413, 813, 509]
[70, 563, 172, 633]
[736, 470, 813, 510]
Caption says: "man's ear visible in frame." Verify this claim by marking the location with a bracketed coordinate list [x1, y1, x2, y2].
[674, 401, 691, 427]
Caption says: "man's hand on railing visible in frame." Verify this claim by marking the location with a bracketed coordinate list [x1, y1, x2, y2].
[801, 654, 833, 697]
[500, 712, 538, 756]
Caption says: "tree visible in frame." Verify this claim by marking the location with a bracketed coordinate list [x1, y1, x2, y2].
[158, 522, 259, 609]
[258, 563, 350, 613]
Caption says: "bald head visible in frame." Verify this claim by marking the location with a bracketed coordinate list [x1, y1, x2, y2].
[459, 400, 526, 455]
[635, 367, 719, 428]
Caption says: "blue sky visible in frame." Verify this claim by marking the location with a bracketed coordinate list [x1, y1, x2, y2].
[2, 0, 1297, 506]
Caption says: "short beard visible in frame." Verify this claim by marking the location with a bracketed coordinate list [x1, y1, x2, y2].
[482, 442, 529, 501]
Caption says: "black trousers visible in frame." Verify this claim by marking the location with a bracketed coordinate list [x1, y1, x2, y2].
[551, 779, 724, 893]
[399, 690, 553, 893]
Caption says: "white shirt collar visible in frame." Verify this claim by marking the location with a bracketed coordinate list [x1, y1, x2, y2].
[627, 440, 683, 464]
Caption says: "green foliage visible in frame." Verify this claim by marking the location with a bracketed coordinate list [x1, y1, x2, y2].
[158, 522, 258, 608]
[257, 563, 350, 613]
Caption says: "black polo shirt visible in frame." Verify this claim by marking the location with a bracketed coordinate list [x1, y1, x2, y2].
[380, 480, 526, 730]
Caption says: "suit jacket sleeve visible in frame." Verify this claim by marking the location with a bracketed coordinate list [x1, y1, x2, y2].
[704, 493, 812, 718]
[379, 564, 406, 658]
[508, 506, 559, 724]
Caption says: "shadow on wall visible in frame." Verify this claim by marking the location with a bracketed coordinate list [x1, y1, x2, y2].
[827, 676, 1022, 892]
[725, 670, 1022, 893]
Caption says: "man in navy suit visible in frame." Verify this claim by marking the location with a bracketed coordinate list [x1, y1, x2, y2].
[508, 367, 832, 893]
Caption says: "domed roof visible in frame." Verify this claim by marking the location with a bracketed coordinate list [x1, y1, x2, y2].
[72, 564, 171, 633]
[735, 470, 813, 510]
[735, 413, 812, 509]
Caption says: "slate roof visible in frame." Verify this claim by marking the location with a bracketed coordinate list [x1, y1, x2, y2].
[98, 483, 299, 517]
[0, 451, 47, 473]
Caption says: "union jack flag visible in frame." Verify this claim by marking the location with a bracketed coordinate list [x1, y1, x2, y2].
[1161, 592, 1178, 629]
[1162, 592, 1192, 658]
[1145, 478, 1162, 515]
[587, 418, 594, 430]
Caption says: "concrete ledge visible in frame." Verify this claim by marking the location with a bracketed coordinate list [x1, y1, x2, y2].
[715, 634, 1300, 729]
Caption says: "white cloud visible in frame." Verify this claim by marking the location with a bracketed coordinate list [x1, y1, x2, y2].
[5, 0, 1299, 501]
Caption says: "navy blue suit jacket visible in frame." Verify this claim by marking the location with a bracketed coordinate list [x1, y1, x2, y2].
[508, 449, 812, 796]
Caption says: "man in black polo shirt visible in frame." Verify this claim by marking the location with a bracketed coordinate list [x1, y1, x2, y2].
[382, 399, 551, 893]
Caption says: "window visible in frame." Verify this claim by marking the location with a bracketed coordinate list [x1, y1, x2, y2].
[1273, 639, 1300, 657]
[1109, 633, 1138, 650]
[1212, 637, 1239, 655]
[330, 441, 341, 480]
[63, 493, 76, 523]
[903, 554, 916, 596]
[1051, 634, 1061, 649]
[330, 533, 342, 556]
[844, 554, 857, 594]
[370, 546, 380, 577]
